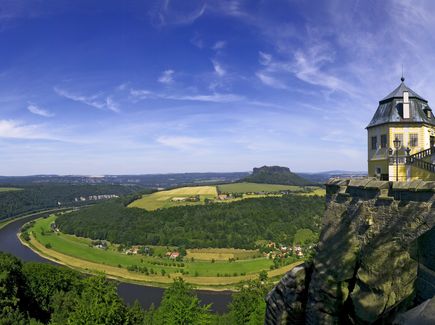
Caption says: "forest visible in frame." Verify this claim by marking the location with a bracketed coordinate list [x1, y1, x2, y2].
[0, 252, 268, 324]
[0, 184, 146, 221]
[56, 194, 324, 249]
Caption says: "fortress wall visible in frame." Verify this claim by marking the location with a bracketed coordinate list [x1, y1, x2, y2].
[266, 178, 435, 324]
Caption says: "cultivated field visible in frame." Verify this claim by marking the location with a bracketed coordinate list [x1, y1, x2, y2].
[0, 187, 22, 192]
[186, 248, 260, 261]
[129, 186, 217, 210]
[129, 183, 325, 210]
[218, 182, 319, 194]
[23, 215, 301, 288]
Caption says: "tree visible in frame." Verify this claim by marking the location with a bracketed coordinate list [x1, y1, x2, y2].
[0, 253, 26, 319]
[125, 300, 145, 325]
[22, 262, 82, 322]
[152, 278, 212, 325]
[259, 270, 268, 282]
[66, 276, 127, 325]
[227, 281, 268, 325]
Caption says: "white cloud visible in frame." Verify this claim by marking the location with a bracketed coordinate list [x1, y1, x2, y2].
[258, 51, 272, 65]
[211, 60, 226, 77]
[129, 89, 153, 100]
[156, 135, 204, 150]
[54, 87, 105, 109]
[158, 69, 175, 84]
[0, 120, 52, 140]
[54, 87, 120, 112]
[27, 103, 54, 117]
[105, 97, 120, 113]
[212, 40, 226, 50]
[256, 72, 287, 89]
[117, 83, 128, 91]
[167, 93, 243, 103]
[150, 0, 206, 27]
[129, 88, 243, 103]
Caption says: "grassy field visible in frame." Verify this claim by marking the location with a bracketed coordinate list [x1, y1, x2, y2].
[186, 248, 260, 261]
[24, 215, 301, 288]
[0, 187, 22, 192]
[299, 187, 326, 196]
[128, 186, 217, 210]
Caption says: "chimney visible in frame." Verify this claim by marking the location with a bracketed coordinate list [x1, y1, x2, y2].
[403, 91, 410, 118]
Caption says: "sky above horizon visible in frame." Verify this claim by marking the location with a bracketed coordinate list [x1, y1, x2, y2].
[1, 0, 435, 175]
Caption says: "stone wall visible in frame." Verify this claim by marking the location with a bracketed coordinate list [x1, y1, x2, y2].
[265, 178, 435, 324]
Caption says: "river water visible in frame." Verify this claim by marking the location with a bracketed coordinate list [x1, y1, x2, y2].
[0, 215, 232, 313]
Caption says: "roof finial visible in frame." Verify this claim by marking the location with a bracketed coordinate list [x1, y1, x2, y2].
[401, 64, 405, 82]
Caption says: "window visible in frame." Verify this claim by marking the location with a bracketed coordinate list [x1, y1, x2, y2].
[380, 134, 387, 148]
[394, 134, 403, 148]
[371, 136, 377, 150]
[409, 133, 418, 147]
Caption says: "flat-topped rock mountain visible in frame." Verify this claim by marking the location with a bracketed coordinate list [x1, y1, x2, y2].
[242, 166, 311, 186]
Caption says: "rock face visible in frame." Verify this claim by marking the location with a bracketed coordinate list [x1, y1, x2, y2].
[265, 265, 311, 325]
[266, 178, 435, 324]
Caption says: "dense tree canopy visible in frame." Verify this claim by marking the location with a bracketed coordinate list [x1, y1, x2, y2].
[0, 184, 146, 221]
[0, 252, 274, 324]
[56, 194, 324, 249]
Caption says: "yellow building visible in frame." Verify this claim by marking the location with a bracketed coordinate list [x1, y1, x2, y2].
[367, 77, 435, 181]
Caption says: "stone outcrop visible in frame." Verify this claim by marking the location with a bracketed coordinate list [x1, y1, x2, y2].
[266, 178, 435, 324]
[265, 264, 310, 325]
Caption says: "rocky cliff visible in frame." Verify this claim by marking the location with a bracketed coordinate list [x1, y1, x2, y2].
[266, 178, 435, 324]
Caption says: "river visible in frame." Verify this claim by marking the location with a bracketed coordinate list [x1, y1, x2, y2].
[0, 215, 232, 313]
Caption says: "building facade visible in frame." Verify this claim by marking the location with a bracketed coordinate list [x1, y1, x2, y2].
[367, 78, 435, 181]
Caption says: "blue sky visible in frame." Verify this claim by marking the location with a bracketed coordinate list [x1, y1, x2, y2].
[1, 0, 435, 175]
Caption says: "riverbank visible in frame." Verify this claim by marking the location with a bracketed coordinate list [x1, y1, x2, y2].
[0, 207, 72, 230]
[0, 213, 233, 312]
[20, 215, 304, 291]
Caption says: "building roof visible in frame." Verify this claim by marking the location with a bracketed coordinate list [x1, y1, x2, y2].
[380, 78, 427, 103]
[367, 78, 435, 128]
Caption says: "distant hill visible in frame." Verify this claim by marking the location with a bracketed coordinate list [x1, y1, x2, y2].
[298, 170, 367, 184]
[242, 166, 311, 186]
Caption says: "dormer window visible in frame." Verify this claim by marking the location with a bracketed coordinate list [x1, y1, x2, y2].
[423, 107, 432, 119]
[403, 91, 410, 118]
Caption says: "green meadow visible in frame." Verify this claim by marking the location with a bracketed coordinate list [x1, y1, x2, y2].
[218, 182, 325, 195]
[26, 215, 300, 287]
